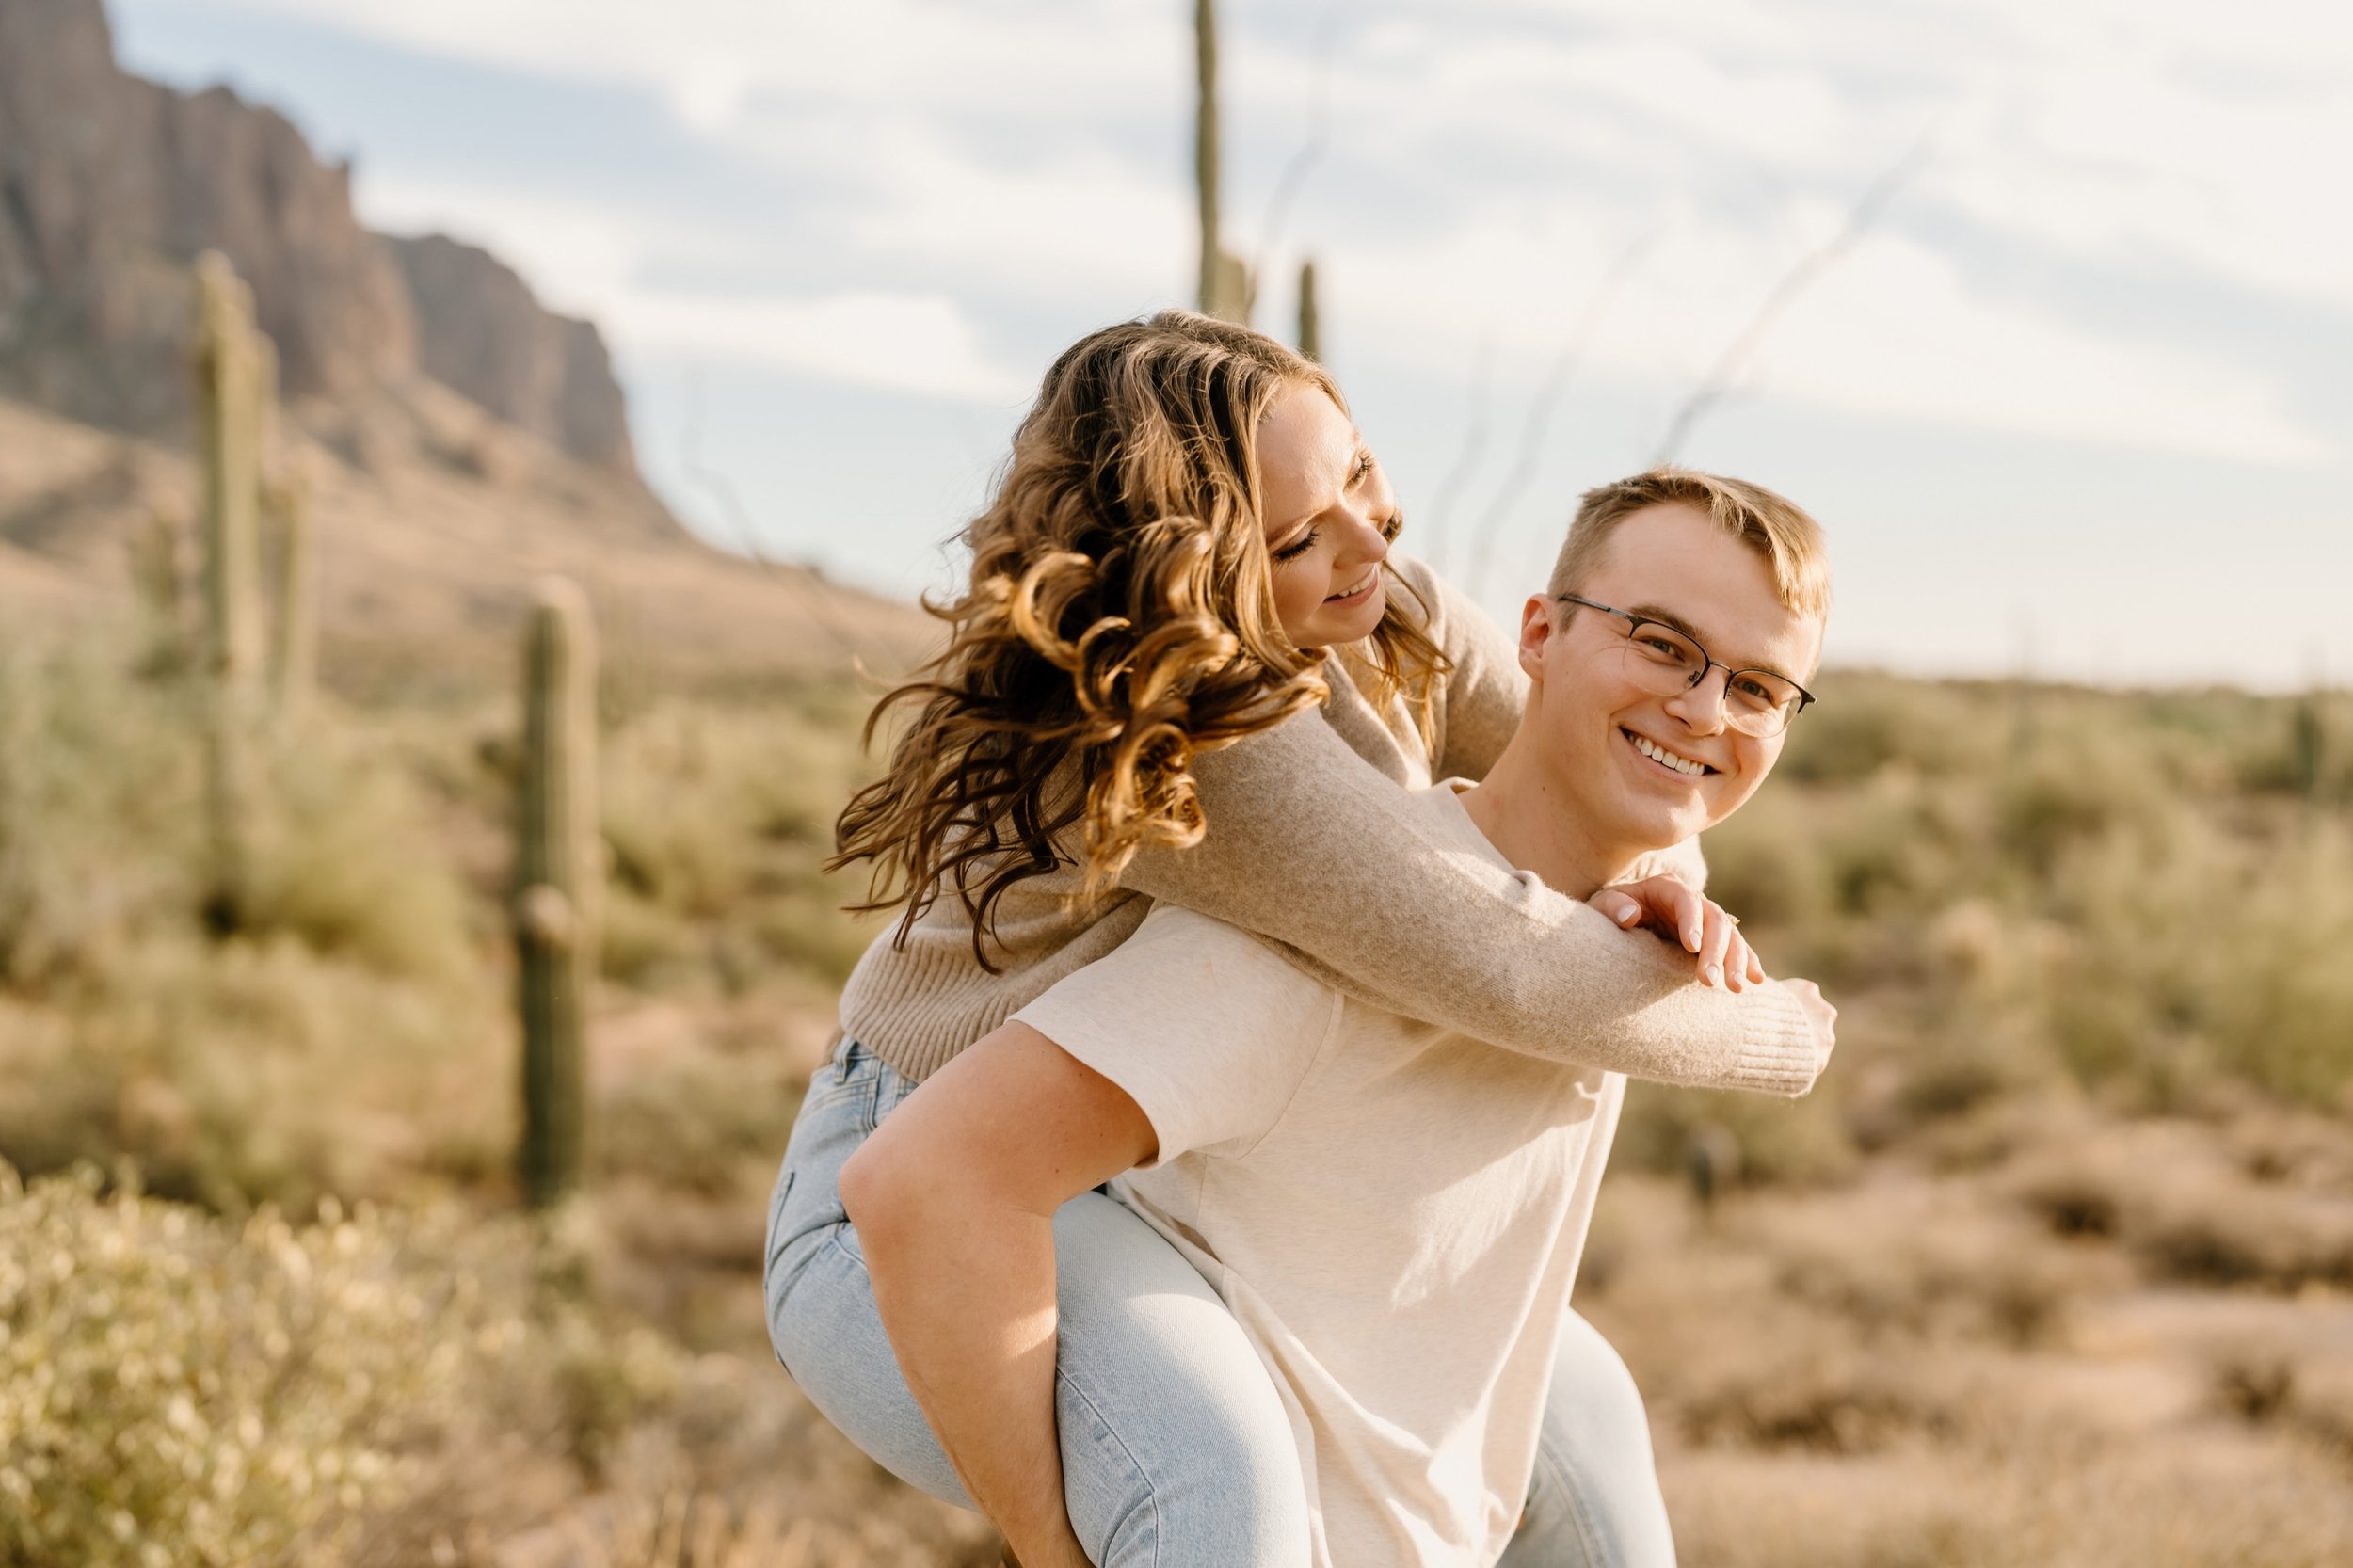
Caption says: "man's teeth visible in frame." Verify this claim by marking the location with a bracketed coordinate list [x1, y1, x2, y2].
[1631, 732, 1707, 776]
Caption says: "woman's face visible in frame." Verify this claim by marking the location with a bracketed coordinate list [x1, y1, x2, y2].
[1257, 381, 1396, 649]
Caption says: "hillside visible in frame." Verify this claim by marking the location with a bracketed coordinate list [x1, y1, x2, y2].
[0, 392, 937, 685]
[0, 0, 936, 681]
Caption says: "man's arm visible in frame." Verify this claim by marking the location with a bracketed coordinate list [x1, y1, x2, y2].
[842, 1025, 1156, 1568]
[1126, 708, 1821, 1095]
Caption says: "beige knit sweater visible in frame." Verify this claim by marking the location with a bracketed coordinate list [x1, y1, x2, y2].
[837, 556, 1822, 1095]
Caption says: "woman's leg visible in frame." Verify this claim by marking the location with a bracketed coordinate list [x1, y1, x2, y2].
[766, 1039, 1312, 1568]
[1497, 1306, 1678, 1568]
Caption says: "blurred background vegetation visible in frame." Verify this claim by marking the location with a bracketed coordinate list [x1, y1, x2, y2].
[3, 612, 2348, 1565]
[5, 1, 2349, 1563]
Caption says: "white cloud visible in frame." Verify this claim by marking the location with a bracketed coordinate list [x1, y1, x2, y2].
[182, 0, 2348, 458]
[360, 173, 1028, 402]
[1760, 237, 2332, 466]
[616, 291, 1028, 404]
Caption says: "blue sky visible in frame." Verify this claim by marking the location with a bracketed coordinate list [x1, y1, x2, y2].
[112, 0, 2353, 689]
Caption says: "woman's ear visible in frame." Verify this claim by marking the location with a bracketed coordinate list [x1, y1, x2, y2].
[1517, 595, 1556, 681]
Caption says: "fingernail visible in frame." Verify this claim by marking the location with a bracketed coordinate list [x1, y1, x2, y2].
[1618, 907, 1639, 926]
[1705, 964, 1723, 987]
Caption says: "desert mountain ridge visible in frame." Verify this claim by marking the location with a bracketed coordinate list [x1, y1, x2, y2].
[0, 0, 935, 678]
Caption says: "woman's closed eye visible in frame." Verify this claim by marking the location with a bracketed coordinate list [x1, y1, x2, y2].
[1273, 527, 1321, 564]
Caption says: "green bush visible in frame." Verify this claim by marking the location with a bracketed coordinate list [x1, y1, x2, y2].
[599, 697, 882, 994]
[0, 1165, 491, 1568]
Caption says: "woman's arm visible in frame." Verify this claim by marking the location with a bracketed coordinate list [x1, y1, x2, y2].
[840, 1024, 1157, 1568]
[1405, 554, 1531, 787]
[1125, 648, 1824, 1092]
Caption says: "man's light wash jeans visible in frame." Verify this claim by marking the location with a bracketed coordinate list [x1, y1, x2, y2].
[765, 1037, 1678, 1568]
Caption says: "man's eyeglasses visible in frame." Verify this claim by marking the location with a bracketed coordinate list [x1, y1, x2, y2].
[1557, 595, 1816, 738]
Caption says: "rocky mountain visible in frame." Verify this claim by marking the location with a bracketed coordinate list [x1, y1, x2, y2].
[0, 0, 643, 487]
[0, 0, 936, 680]
[391, 234, 636, 476]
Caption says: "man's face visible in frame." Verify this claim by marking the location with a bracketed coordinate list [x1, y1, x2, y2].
[1518, 502, 1825, 854]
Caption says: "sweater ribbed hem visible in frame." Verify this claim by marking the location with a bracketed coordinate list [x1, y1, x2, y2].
[840, 939, 1019, 1084]
[1721, 985, 1823, 1096]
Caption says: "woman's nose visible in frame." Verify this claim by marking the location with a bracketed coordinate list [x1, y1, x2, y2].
[1340, 509, 1390, 566]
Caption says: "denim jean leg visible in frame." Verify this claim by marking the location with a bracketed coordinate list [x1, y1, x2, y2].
[765, 1041, 976, 1507]
[765, 1041, 1313, 1568]
[1497, 1307, 1677, 1568]
[1048, 1192, 1314, 1568]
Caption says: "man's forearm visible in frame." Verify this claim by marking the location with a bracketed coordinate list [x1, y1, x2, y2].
[858, 1193, 1093, 1568]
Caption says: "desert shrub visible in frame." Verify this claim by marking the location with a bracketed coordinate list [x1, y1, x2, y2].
[0, 645, 204, 988]
[0, 1165, 496, 1567]
[599, 699, 882, 994]
[1615, 1077, 1859, 1191]
[595, 1047, 805, 1199]
[0, 934, 502, 1211]
[2127, 1184, 2353, 1289]
[0, 1162, 708, 1568]
[0, 640, 476, 988]
[2007, 1132, 2353, 1291]
[1773, 672, 2003, 788]
[1696, 785, 1831, 929]
[1713, 674, 2353, 1113]
[239, 721, 480, 982]
[1754, 1197, 2104, 1349]
[2013, 1154, 2124, 1239]
[1673, 1336, 1965, 1452]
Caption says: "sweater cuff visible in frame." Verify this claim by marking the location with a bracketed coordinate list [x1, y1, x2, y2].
[1722, 984, 1824, 1096]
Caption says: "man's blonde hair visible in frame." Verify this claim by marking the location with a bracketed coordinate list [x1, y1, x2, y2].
[1547, 467, 1831, 618]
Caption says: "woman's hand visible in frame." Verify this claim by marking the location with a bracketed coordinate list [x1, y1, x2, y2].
[1587, 875, 1765, 992]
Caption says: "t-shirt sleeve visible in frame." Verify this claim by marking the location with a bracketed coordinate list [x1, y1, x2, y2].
[1011, 906, 1343, 1165]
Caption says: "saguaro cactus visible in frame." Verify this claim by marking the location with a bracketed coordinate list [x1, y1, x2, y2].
[1194, 0, 1251, 322]
[194, 253, 263, 693]
[193, 253, 264, 931]
[514, 578, 600, 1208]
[1297, 258, 1321, 361]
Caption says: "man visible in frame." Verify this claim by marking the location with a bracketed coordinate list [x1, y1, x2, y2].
[848, 468, 1837, 1568]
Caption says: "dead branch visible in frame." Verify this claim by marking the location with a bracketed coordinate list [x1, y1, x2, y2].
[1651, 135, 1934, 467]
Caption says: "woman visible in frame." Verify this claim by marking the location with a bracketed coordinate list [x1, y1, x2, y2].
[766, 312, 1831, 1566]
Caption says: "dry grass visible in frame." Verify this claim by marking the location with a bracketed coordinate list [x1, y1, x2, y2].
[1584, 1096, 2353, 1568]
[4, 626, 2351, 1564]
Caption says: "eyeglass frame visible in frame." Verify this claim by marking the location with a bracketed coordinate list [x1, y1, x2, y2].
[1554, 593, 1817, 734]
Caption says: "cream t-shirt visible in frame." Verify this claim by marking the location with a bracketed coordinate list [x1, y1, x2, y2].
[1013, 783, 1626, 1568]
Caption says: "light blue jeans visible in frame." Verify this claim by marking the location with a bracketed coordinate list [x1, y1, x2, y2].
[765, 1037, 1677, 1567]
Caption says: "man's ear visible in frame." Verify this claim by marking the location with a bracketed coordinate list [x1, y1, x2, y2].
[1517, 595, 1555, 680]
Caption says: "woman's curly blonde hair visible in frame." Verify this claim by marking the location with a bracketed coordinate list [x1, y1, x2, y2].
[831, 311, 1449, 968]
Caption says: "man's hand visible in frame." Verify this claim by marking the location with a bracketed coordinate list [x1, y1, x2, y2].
[1587, 874, 1764, 992]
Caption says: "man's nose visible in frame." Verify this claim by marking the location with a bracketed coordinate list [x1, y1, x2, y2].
[1662, 665, 1732, 735]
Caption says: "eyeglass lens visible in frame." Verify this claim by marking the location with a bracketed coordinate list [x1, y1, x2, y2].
[1619, 624, 1802, 735]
